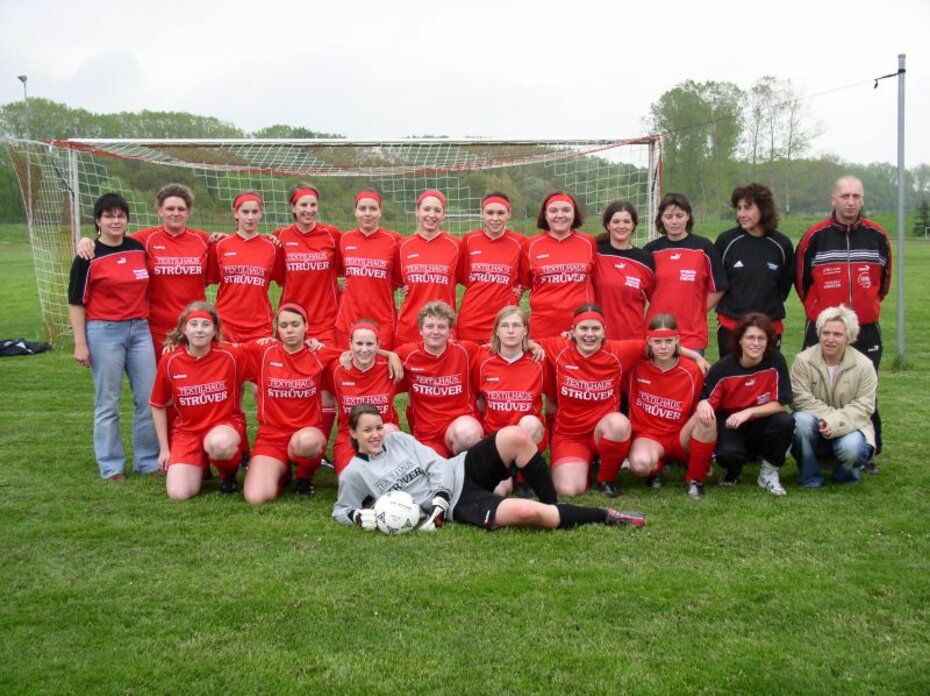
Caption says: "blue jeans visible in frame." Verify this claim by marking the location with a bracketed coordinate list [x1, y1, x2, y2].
[86, 319, 159, 478]
[792, 411, 873, 487]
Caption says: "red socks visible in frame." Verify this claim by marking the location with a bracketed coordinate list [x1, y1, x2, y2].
[687, 439, 716, 483]
[596, 437, 631, 484]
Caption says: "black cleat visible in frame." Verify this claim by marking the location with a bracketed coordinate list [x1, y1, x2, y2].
[219, 476, 239, 495]
[598, 481, 620, 498]
[863, 457, 880, 475]
[646, 474, 663, 490]
[239, 450, 251, 471]
[605, 509, 646, 527]
[687, 480, 704, 499]
[295, 477, 316, 497]
[516, 482, 535, 499]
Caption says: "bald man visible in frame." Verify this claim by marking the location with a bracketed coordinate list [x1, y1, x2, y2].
[795, 176, 891, 466]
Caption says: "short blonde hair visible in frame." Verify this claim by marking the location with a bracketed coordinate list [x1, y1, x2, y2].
[815, 305, 860, 343]
[418, 300, 456, 328]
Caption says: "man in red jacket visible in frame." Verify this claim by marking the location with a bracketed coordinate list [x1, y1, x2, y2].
[795, 176, 891, 468]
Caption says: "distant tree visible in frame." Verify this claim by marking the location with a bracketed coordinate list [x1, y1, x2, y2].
[250, 124, 343, 139]
[913, 199, 930, 237]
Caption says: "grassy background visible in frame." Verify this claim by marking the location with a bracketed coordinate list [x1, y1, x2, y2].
[1, 222, 929, 693]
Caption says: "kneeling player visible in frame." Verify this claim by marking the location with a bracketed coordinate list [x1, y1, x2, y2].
[151, 303, 248, 499]
[627, 314, 717, 499]
[334, 404, 645, 531]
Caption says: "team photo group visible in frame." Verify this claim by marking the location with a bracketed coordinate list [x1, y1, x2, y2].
[67, 174, 891, 533]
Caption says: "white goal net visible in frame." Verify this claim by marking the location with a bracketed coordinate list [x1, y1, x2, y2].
[3, 136, 662, 341]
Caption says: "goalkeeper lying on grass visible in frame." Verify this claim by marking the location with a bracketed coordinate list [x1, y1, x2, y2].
[333, 403, 646, 532]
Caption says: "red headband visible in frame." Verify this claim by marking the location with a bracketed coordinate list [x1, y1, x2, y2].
[646, 328, 678, 339]
[233, 193, 263, 211]
[355, 190, 382, 206]
[482, 196, 510, 211]
[186, 310, 214, 324]
[417, 190, 446, 208]
[277, 302, 307, 322]
[351, 321, 381, 337]
[573, 311, 605, 328]
[545, 193, 574, 209]
[290, 187, 319, 204]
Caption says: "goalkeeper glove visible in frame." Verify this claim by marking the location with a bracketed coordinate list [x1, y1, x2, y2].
[419, 494, 450, 532]
[352, 508, 377, 531]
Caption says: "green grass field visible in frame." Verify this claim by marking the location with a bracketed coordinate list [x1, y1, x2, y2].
[1, 222, 929, 693]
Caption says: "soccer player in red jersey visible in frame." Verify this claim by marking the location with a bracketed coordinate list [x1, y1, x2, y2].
[75, 183, 211, 353]
[535, 305, 642, 498]
[208, 192, 284, 342]
[695, 313, 793, 495]
[395, 301, 483, 457]
[593, 200, 656, 340]
[274, 183, 343, 346]
[395, 190, 464, 345]
[239, 303, 331, 504]
[473, 306, 547, 447]
[456, 193, 527, 341]
[644, 193, 727, 353]
[68, 193, 159, 481]
[627, 314, 717, 499]
[150, 303, 248, 500]
[523, 192, 597, 339]
[329, 319, 401, 475]
[335, 190, 403, 349]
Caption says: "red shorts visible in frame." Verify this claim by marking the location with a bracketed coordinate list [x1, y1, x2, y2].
[550, 433, 596, 467]
[333, 434, 356, 476]
[252, 427, 297, 464]
[419, 436, 452, 459]
[168, 416, 248, 469]
[635, 430, 688, 463]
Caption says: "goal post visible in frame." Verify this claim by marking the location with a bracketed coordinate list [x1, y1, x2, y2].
[3, 136, 663, 342]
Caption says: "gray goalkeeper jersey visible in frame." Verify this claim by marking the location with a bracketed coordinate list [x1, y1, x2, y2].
[332, 431, 467, 526]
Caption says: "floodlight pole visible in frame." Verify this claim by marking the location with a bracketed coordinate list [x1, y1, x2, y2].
[895, 55, 906, 368]
[17, 74, 33, 230]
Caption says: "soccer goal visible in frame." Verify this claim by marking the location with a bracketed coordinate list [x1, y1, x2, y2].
[3, 136, 663, 341]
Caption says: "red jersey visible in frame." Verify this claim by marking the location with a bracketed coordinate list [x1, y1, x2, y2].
[330, 356, 400, 434]
[523, 231, 596, 338]
[537, 336, 644, 438]
[275, 223, 342, 343]
[68, 238, 149, 321]
[472, 348, 547, 435]
[395, 232, 463, 345]
[240, 341, 337, 433]
[133, 226, 211, 343]
[593, 243, 656, 340]
[643, 234, 727, 350]
[702, 352, 792, 415]
[208, 233, 284, 342]
[336, 227, 403, 347]
[396, 340, 479, 442]
[150, 343, 245, 434]
[456, 229, 527, 341]
[628, 357, 704, 439]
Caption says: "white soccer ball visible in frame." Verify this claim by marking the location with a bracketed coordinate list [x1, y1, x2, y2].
[374, 490, 421, 535]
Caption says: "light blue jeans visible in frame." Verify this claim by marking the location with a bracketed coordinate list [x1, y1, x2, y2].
[86, 319, 159, 478]
[792, 411, 873, 487]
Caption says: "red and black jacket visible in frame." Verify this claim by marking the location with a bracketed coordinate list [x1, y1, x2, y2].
[795, 214, 891, 324]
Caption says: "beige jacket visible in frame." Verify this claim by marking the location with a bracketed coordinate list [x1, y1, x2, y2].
[790, 344, 878, 447]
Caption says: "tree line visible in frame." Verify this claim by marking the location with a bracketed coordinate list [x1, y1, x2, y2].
[1, 82, 928, 226]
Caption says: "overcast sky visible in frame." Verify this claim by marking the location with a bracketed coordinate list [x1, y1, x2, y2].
[1, 0, 927, 167]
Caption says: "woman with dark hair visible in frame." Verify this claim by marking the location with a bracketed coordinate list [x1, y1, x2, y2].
[714, 183, 794, 358]
[150, 302, 248, 499]
[335, 190, 403, 349]
[68, 193, 160, 480]
[456, 193, 527, 341]
[333, 404, 645, 531]
[209, 192, 284, 342]
[593, 200, 655, 339]
[239, 302, 331, 503]
[695, 312, 793, 495]
[395, 190, 464, 345]
[275, 182, 343, 346]
[522, 192, 596, 338]
[627, 314, 717, 499]
[644, 193, 727, 353]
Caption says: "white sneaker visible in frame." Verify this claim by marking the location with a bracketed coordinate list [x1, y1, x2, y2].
[757, 462, 786, 496]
